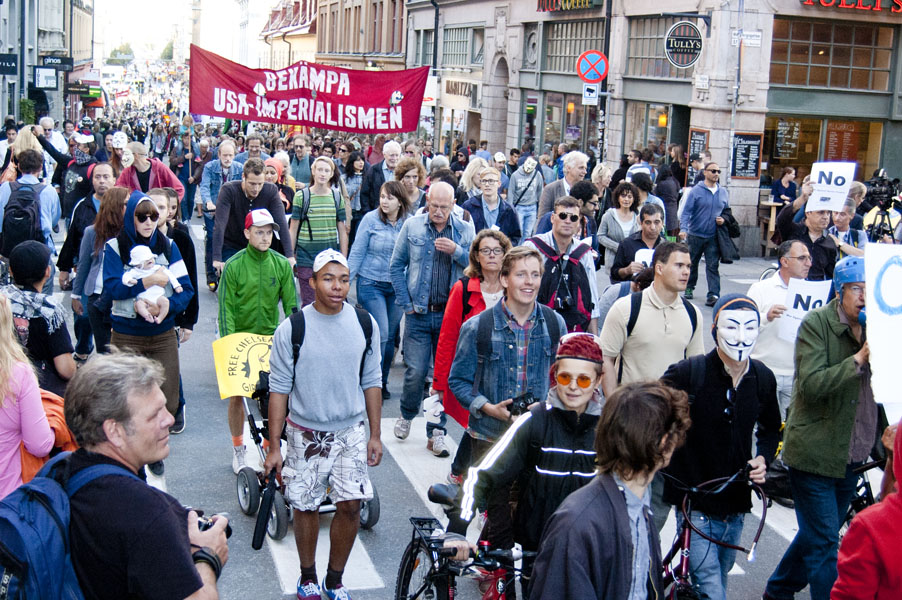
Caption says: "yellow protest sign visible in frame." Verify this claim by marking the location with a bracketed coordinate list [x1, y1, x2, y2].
[212, 333, 273, 399]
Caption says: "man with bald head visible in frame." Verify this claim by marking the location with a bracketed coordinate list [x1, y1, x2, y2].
[360, 139, 403, 213]
[390, 181, 475, 456]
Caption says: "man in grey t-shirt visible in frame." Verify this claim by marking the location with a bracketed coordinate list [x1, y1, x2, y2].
[264, 249, 382, 600]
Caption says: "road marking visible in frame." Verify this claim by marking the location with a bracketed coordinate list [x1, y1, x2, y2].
[191, 224, 205, 242]
[730, 278, 761, 285]
[239, 425, 384, 594]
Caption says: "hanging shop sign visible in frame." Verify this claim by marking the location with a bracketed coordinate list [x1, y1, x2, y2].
[536, 0, 601, 11]
[799, 0, 902, 13]
[664, 21, 703, 69]
[189, 44, 429, 134]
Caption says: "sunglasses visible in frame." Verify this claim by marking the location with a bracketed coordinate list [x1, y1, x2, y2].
[556, 212, 580, 223]
[136, 213, 159, 223]
[706, 169, 721, 174]
[555, 372, 594, 389]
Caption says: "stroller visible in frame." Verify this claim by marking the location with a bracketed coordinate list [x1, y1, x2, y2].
[235, 371, 381, 541]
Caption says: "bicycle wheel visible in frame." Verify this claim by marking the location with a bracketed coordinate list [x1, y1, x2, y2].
[394, 539, 449, 600]
[759, 266, 778, 281]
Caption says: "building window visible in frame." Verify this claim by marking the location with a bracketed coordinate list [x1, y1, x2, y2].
[372, 0, 383, 53]
[471, 29, 484, 65]
[626, 17, 693, 80]
[443, 27, 469, 67]
[544, 20, 604, 73]
[417, 29, 434, 66]
[770, 18, 893, 92]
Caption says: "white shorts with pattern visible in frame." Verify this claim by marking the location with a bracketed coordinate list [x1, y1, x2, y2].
[282, 421, 373, 511]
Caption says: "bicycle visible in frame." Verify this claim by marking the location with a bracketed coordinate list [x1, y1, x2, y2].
[662, 466, 768, 600]
[395, 485, 535, 600]
[839, 458, 886, 542]
[759, 262, 778, 281]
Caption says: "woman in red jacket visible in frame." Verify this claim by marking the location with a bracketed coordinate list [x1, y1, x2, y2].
[432, 228, 511, 483]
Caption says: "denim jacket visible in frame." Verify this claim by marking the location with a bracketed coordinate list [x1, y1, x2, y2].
[199, 159, 244, 205]
[448, 301, 566, 440]
[348, 209, 406, 283]
[389, 212, 475, 314]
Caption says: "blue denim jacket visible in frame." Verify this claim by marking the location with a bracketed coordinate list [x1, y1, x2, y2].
[199, 159, 244, 205]
[448, 301, 565, 440]
[348, 209, 406, 282]
[389, 212, 475, 314]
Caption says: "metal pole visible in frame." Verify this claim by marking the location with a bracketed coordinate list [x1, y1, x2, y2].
[18, 0, 27, 118]
[599, 0, 612, 163]
[727, 0, 743, 186]
[430, 0, 440, 145]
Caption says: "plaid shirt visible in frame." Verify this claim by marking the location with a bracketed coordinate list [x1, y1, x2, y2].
[501, 299, 536, 396]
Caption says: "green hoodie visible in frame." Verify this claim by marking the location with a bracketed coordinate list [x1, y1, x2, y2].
[782, 298, 867, 479]
[218, 244, 298, 336]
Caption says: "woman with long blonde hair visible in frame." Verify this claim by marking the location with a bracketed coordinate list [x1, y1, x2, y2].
[458, 156, 488, 199]
[0, 294, 53, 499]
[0, 126, 44, 182]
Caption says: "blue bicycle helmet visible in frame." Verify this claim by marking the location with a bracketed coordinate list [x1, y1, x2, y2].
[833, 256, 865, 298]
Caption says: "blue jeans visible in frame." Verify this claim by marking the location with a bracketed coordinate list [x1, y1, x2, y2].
[401, 310, 446, 436]
[74, 294, 94, 356]
[676, 511, 744, 600]
[765, 464, 859, 600]
[516, 204, 537, 237]
[356, 276, 402, 387]
[687, 234, 721, 296]
[203, 213, 215, 281]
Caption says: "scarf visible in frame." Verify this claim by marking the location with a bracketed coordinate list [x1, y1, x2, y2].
[74, 147, 93, 165]
[0, 284, 66, 333]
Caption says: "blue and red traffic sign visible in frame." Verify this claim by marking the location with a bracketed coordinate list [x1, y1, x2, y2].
[576, 50, 608, 84]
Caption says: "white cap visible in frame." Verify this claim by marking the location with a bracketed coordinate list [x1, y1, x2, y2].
[112, 131, 128, 149]
[493, 152, 506, 162]
[312, 248, 348, 273]
[129, 244, 155, 267]
[244, 208, 280, 232]
[73, 131, 94, 145]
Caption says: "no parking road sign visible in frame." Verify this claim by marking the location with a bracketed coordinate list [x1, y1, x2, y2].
[576, 50, 608, 84]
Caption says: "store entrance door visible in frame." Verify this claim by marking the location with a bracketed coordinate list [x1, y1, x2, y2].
[670, 105, 690, 153]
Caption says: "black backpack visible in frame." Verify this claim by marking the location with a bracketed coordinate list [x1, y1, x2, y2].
[294, 187, 342, 243]
[529, 237, 594, 332]
[287, 303, 374, 392]
[1, 181, 46, 257]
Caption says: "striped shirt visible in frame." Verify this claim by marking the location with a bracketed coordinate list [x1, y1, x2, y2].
[292, 191, 346, 267]
[428, 222, 453, 305]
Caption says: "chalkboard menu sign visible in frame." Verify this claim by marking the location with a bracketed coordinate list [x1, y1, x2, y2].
[774, 118, 800, 160]
[731, 132, 763, 180]
[685, 128, 709, 186]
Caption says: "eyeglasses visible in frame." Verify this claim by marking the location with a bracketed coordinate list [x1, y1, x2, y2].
[706, 169, 721, 174]
[478, 247, 504, 256]
[786, 255, 812, 263]
[846, 285, 865, 296]
[586, 200, 599, 207]
[556, 212, 580, 222]
[555, 372, 594, 389]
[294, 145, 306, 150]
[340, 147, 349, 153]
[136, 213, 159, 223]
[481, 179, 500, 184]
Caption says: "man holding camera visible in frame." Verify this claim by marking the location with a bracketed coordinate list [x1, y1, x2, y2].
[63, 353, 229, 599]
[448, 246, 566, 554]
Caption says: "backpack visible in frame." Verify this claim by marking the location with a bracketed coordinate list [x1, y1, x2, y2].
[470, 304, 562, 398]
[618, 290, 698, 383]
[295, 187, 342, 243]
[529, 237, 594, 332]
[0, 452, 140, 600]
[0, 181, 46, 257]
[459, 276, 475, 322]
[287, 303, 374, 393]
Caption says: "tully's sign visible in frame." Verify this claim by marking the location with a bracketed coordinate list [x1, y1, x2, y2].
[800, 0, 902, 11]
[537, 0, 598, 11]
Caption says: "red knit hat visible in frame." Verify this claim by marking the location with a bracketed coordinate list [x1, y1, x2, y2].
[555, 333, 603, 364]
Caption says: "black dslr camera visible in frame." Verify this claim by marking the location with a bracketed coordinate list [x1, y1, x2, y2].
[193, 510, 233, 539]
[509, 392, 538, 417]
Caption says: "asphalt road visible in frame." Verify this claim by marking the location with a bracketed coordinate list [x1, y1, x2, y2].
[56, 220, 827, 600]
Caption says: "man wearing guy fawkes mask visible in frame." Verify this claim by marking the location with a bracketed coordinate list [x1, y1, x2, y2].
[660, 293, 782, 600]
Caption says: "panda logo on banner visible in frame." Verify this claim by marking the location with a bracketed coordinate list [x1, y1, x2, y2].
[665, 21, 703, 69]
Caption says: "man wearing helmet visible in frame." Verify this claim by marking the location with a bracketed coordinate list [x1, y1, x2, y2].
[764, 256, 873, 600]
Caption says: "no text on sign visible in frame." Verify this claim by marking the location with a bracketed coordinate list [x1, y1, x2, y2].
[665, 21, 703, 69]
[576, 50, 608, 84]
[582, 83, 598, 105]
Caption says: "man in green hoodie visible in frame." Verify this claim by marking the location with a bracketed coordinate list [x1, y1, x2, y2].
[218, 208, 298, 474]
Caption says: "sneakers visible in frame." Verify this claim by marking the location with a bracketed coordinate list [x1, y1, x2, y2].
[322, 582, 352, 600]
[72, 352, 89, 366]
[297, 578, 322, 600]
[207, 281, 218, 292]
[706, 294, 719, 307]
[394, 418, 411, 440]
[684, 287, 694, 300]
[147, 460, 164, 476]
[447, 471, 463, 486]
[427, 431, 450, 458]
[232, 445, 247, 475]
[169, 405, 186, 434]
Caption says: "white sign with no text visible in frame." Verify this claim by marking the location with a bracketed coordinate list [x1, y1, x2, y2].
[582, 83, 599, 105]
[778, 278, 833, 342]
[806, 162, 856, 213]
[634, 248, 655, 268]
[865, 243, 902, 423]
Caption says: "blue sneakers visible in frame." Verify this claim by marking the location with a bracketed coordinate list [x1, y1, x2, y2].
[322, 582, 352, 600]
[297, 578, 321, 600]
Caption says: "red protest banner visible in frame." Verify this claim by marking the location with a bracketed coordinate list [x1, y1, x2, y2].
[189, 44, 429, 134]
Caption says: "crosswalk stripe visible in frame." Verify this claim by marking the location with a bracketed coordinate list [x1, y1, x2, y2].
[240, 426, 384, 594]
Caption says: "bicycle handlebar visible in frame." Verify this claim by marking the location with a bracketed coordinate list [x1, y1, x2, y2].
[853, 458, 887, 475]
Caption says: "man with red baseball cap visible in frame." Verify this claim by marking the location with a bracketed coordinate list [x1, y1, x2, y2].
[218, 208, 297, 474]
